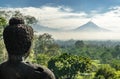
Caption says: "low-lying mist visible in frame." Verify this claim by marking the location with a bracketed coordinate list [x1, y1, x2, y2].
[35, 31, 120, 40]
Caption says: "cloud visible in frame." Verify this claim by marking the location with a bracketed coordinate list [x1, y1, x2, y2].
[0, 6, 90, 29]
[1, 6, 120, 31]
[21, 6, 90, 29]
[92, 6, 120, 32]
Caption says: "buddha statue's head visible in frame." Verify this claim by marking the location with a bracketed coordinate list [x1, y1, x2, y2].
[3, 17, 33, 61]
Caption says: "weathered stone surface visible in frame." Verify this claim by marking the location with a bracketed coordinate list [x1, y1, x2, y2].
[0, 17, 55, 79]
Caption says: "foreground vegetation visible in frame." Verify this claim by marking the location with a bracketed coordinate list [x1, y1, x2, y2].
[0, 10, 120, 79]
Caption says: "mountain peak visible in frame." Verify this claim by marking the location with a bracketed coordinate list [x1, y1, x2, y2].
[74, 21, 110, 32]
[87, 21, 96, 25]
[82, 21, 99, 28]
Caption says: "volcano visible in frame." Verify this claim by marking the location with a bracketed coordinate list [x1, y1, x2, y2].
[74, 21, 110, 32]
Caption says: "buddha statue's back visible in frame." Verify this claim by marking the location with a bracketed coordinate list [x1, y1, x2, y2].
[0, 17, 55, 79]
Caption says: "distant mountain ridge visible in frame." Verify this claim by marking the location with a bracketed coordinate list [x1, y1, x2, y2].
[32, 21, 110, 32]
[73, 21, 110, 32]
[32, 24, 61, 32]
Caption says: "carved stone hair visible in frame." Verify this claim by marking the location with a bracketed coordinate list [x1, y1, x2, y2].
[9, 17, 25, 25]
[3, 17, 33, 56]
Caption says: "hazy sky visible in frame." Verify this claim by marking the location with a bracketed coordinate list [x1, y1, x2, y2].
[1, 0, 120, 40]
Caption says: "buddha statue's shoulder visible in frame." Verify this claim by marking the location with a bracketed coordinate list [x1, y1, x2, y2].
[25, 62, 56, 79]
[0, 62, 56, 79]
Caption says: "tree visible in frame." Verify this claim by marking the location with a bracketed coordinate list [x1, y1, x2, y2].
[100, 52, 113, 63]
[13, 11, 23, 18]
[112, 45, 120, 59]
[13, 11, 38, 25]
[110, 59, 120, 71]
[0, 16, 7, 42]
[35, 54, 50, 66]
[94, 65, 117, 79]
[0, 16, 7, 62]
[75, 40, 84, 48]
[34, 33, 60, 56]
[24, 15, 38, 25]
[48, 53, 92, 79]
[0, 16, 7, 37]
[0, 39, 6, 63]
[0, 16, 7, 26]
[0, 10, 37, 25]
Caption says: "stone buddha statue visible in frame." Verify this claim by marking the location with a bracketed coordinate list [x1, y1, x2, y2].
[0, 17, 55, 79]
